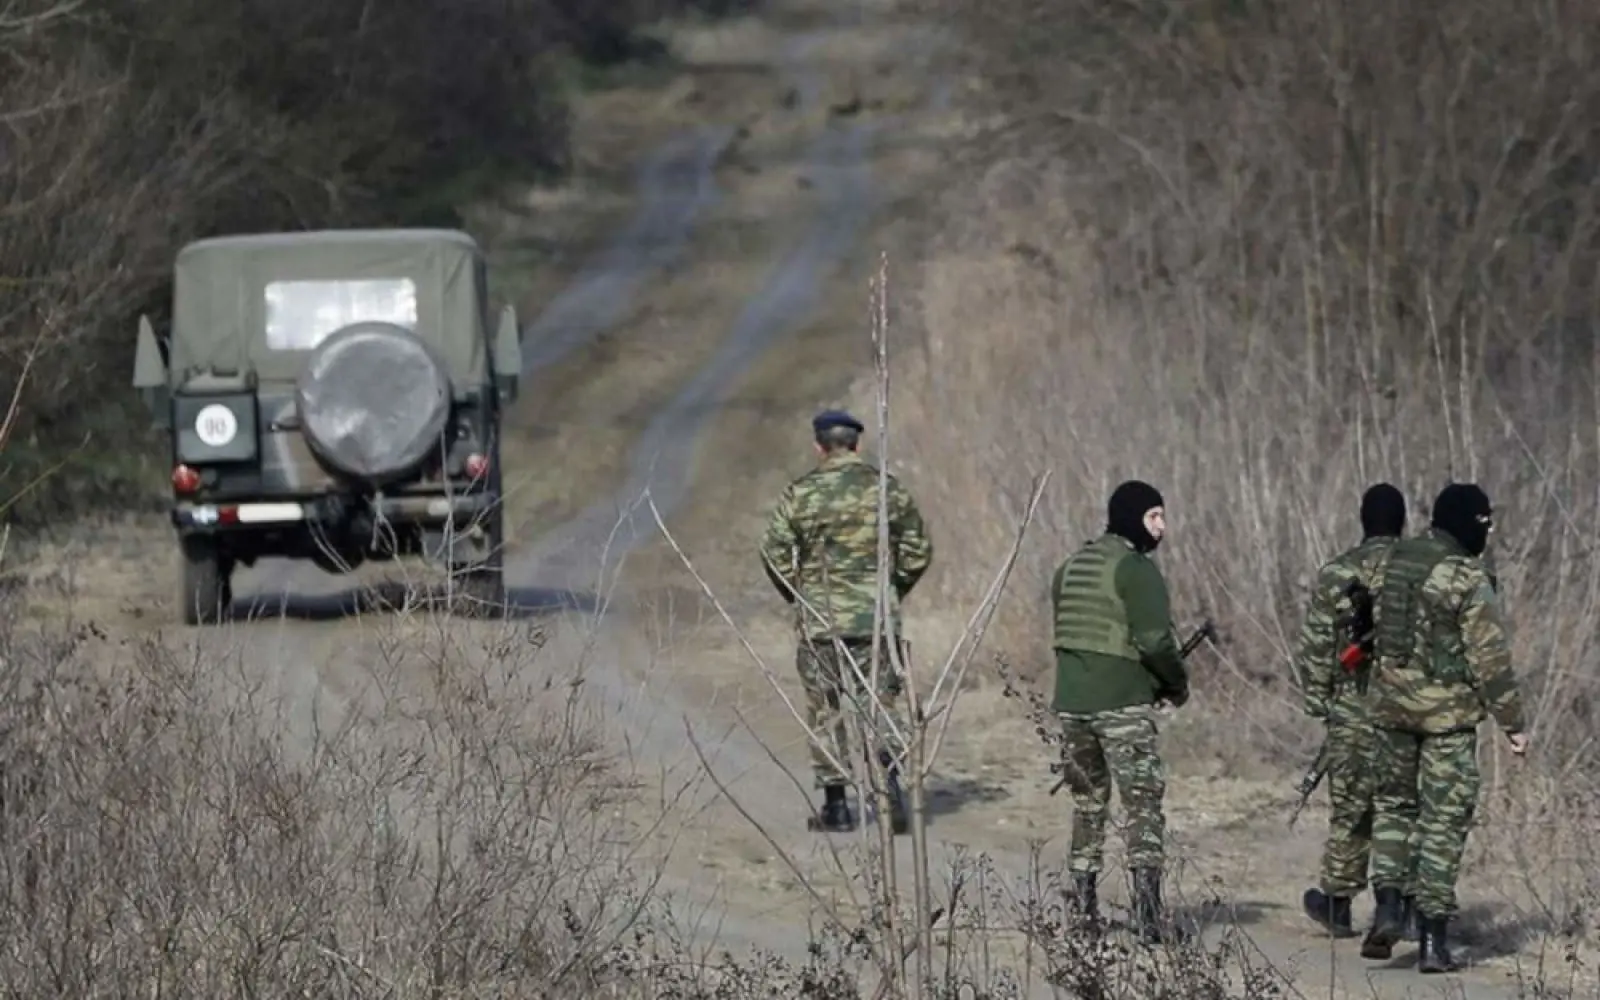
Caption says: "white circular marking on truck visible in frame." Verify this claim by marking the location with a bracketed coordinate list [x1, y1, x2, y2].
[194, 404, 238, 447]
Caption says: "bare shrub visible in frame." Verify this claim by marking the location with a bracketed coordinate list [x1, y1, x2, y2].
[884, 0, 1600, 774]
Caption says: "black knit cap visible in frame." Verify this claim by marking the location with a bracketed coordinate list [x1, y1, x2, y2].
[1107, 480, 1165, 553]
[1360, 482, 1406, 539]
[1431, 482, 1493, 556]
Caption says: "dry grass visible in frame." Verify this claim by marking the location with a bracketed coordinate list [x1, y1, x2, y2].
[833, 0, 1600, 950]
[897, 0, 1599, 680]
[0, 575, 650, 995]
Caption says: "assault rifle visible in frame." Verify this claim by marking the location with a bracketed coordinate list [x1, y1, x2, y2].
[1288, 580, 1376, 828]
[1048, 618, 1218, 797]
[1287, 743, 1327, 829]
[1334, 578, 1375, 675]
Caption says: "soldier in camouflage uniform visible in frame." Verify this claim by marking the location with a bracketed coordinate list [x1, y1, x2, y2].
[1294, 484, 1407, 940]
[759, 409, 934, 834]
[1360, 483, 1529, 973]
[1052, 480, 1187, 944]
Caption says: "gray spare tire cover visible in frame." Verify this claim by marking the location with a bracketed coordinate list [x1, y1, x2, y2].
[295, 321, 453, 485]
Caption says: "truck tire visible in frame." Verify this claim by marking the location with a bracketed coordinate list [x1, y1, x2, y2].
[295, 321, 454, 487]
[180, 535, 234, 625]
[461, 504, 506, 614]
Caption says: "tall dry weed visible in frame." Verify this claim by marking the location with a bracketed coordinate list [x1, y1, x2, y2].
[876, 0, 1600, 838]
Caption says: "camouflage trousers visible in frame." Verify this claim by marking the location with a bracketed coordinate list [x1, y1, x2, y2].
[1059, 703, 1167, 873]
[1369, 727, 1480, 919]
[796, 635, 909, 789]
[1318, 719, 1381, 897]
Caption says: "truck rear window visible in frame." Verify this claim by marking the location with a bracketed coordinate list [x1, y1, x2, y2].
[263, 278, 418, 351]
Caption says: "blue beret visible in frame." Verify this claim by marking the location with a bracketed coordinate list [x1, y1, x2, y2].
[812, 409, 865, 434]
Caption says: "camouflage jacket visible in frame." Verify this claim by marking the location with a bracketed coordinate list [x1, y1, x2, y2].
[1292, 535, 1398, 726]
[1367, 527, 1527, 736]
[758, 450, 933, 640]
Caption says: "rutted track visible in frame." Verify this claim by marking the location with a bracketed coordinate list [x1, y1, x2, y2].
[496, 26, 892, 835]
[517, 127, 735, 376]
[511, 33, 876, 596]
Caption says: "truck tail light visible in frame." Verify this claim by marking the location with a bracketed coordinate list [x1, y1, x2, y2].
[172, 464, 201, 494]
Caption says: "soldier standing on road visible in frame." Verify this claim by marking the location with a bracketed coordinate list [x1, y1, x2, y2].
[1359, 483, 1529, 973]
[1294, 483, 1409, 940]
[758, 409, 934, 835]
[1052, 480, 1187, 944]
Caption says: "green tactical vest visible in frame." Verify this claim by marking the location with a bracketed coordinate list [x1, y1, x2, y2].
[1051, 534, 1140, 661]
[1373, 530, 1461, 681]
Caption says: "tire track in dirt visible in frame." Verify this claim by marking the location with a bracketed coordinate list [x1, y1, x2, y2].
[516, 127, 735, 376]
[510, 23, 955, 594]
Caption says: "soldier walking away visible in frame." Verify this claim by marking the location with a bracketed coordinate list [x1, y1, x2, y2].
[758, 409, 934, 835]
[1360, 483, 1529, 973]
[1294, 483, 1409, 940]
[1052, 480, 1188, 944]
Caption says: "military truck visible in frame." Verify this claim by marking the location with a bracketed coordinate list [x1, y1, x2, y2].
[132, 229, 523, 625]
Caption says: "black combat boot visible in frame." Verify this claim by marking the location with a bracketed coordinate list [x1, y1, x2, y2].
[1401, 894, 1420, 942]
[1301, 888, 1358, 938]
[1417, 914, 1462, 973]
[1068, 871, 1102, 931]
[1131, 866, 1187, 946]
[1359, 886, 1406, 960]
[810, 785, 857, 832]
[877, 749, 909, 835]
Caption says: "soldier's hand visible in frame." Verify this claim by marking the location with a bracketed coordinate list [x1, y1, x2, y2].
[1506, 731, 1529, 755]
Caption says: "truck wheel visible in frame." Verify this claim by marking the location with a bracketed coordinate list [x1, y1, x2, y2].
[180, 535, 235, 625]
[463, 566, 504, 615]
[459, 500, 505, 616]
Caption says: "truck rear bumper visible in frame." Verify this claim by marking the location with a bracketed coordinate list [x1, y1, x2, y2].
[172, 492, 493, 531]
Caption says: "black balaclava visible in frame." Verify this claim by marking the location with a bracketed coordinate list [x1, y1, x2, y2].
[1430, 482, 1493, 556]
[1359, 482, 1407, 539]
[1107, 480, 1166, 553]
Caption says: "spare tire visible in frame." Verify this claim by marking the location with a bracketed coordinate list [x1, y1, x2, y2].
[295, 321, 453, 486]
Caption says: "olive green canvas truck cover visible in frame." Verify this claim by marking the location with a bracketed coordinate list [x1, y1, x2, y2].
[155, 230, 504, 496]
[169, 229, 489, 389]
